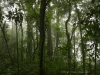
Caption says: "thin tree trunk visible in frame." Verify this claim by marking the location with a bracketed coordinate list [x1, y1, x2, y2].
[94, 39, 97, 75]
[46, 5, 53, 57]
[47, 20, 53, 57]
[20, 25, 23, 67]
[73, 32, 76, 72]
[55, 10, 60, 57]
[32, 21, 39, 60]
[89, 52, 92, 74]
[27, 16, 33, 60]
[65, 1, 72, 74]
[15, 24, 19, 75]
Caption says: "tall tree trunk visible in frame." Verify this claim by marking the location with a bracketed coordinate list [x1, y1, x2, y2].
[27, 16, 33, 59]
[55, 9, 60, 57]
[47, 5, 53, 57]
[39, 0, 46, 75]
[20, 25, 23, 67]
[73, 32, 76, 72]
[47, 19, 53, 57]
[32, 21, 39, 60]
[65, 1, 72, 74]
[15, 24, 19, 75]
[94, 38, 97, 75]
[88, 52, 92, 74]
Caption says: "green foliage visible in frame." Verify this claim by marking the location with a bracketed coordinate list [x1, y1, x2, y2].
[1, 0, 100, 75]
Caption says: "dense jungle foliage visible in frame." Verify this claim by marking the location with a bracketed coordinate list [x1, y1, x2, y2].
[0, 0, 100, 75]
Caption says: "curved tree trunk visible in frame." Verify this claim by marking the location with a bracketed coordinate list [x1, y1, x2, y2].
[65, 1, 72, 74]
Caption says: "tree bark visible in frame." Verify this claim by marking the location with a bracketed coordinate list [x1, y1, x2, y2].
[20, 25, 23, 67]
[65, 1, 72, 74]
[94, 38, 97, 75]
[27, 16, 33, 59]
[47, 19, 53, 57]
[39, 0, 46, 75]
[73, 32, 76, 72]
[55, 10, 60, 57]
[15, 23, 19, 75]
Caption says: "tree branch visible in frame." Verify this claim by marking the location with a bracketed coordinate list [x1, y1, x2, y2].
[65, 2, 72, 41]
